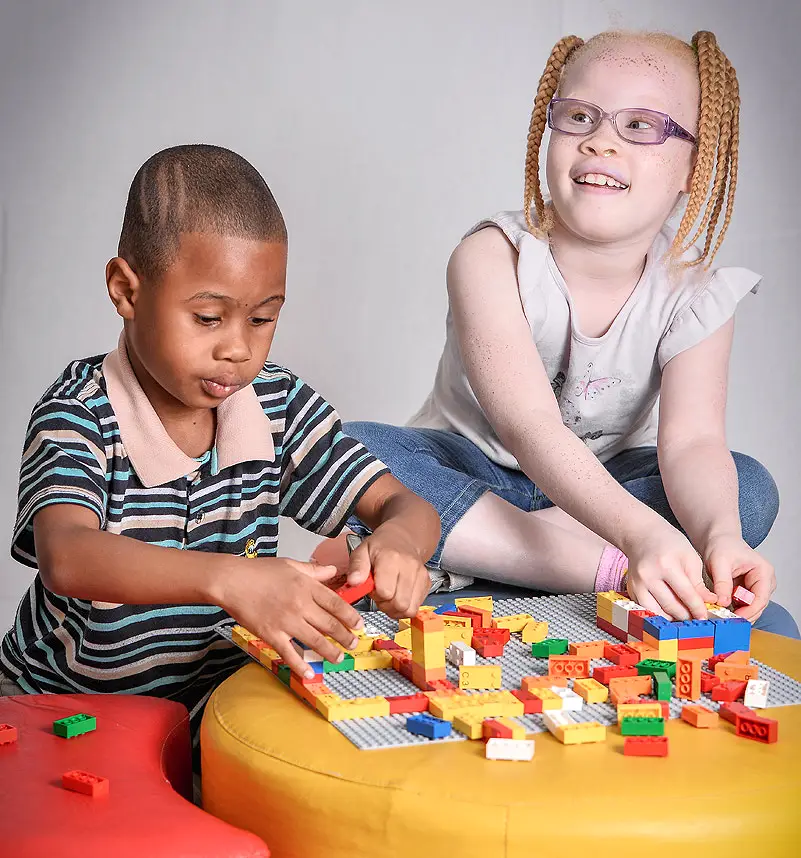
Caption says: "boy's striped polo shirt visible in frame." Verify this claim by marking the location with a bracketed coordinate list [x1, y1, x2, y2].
[1, 334, 388, 737]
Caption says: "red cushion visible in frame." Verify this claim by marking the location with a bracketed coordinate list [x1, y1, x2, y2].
[0, 693, 268, 857]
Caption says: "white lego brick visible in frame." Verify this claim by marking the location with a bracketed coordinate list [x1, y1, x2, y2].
[612, 599, 644, 633]
[542, 710, 574, 736]
[708, 606, 739, 619]
[550, 687, 584, 711]
[485, 737, 535, 761]
[743, 679, 769, 709]
[447, 641, 476, 667]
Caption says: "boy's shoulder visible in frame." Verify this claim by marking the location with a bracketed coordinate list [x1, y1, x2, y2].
[37, 354, 109, 408]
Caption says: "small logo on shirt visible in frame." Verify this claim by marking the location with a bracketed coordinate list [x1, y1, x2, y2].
[245, 539, 258, 559]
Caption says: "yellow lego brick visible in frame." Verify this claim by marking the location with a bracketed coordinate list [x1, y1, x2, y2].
[527, 688, 563, 710]
[317, 695, 390, 721]
[454, 596, 494, 612]
[617, 702, 663, 722]
[315, 693, 344, 718]
[418, 606, 436, 613]
[231, 625, 257, 649]
[459, 664, 502, 690]
[394, 627, 412, 648]
[444, 625, 473, 646]
[258, 646, 281, 670]
[398, 618, 411, 631]
[430, 691, 523, 721]
[493, 614, 534, 634]
[657, 638, 679, 661]
[452, 712, 486, 739]
[351, 650, 393, 670]
[555, 721, 607, 745]
[521, 620, 549, 643]
[427, 694, 470, 720]
[573, 678, 609, 704]
[442, 614, 472, 627]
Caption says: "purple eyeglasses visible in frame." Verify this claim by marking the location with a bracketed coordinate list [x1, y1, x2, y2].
[547, 97, 696, 146]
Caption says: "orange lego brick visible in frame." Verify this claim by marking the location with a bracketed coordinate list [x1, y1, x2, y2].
[681, 705, 719, 728]
[675, 657, 701, 700]
[714, 662, 759, 683]
[548, 655, 590, 678]
[521, 675, 568, 691]
[724, 650, 751, 665]
[568, 640, 606, 659]
[609, 674, 652, 705]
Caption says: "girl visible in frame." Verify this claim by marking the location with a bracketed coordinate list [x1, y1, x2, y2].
[322, 30, 798, 635]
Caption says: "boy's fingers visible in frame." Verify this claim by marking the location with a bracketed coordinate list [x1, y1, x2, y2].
[298, 623, 350, 665]
[313, 584, 365, 632]
[389, 566, 415, 618]
[272, 635, 316, 680]
[347, 543, 372, 586]
[706, 557, 733, 607]
[372, 563, 400, 605]
[650, 579, 690, 621]
[631, 585, 668, 619]
[300, 562, 340, 583]
[307, 604, 360, 652]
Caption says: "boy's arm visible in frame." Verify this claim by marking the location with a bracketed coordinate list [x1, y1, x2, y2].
[347, 473, 440, 618]
[33, 504, 365, 677]
[658, 318, 775, 618]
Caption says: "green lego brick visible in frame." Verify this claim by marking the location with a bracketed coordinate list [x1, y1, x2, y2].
[323, 653, 355, 673]
[635, 658, 677, 679]
[53, 713, 96, 738]
[620, 716, 665, 736]
[653, 670, 672, 701]
[531, 638, 569, 657]
[277, 664, 292, 686]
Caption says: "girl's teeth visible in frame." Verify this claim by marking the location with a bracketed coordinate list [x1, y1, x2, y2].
[575, 173, 626, 188]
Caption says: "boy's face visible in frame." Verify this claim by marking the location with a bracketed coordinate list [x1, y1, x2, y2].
[115, 232, 287, 413]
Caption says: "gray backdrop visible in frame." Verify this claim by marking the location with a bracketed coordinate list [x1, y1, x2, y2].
[1, 0, 799, 629]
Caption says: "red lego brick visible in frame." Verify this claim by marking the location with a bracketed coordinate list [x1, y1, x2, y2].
[482, 719, 514, 740]
[335, 573, 375, 605]
[0, 724, 18, 745]
[473, 627, 510, 645]
[596, 617, 628, 641]
[718, 702, 755, 724]
[731, 586, 755, 608]
[426, 679, 457, 692]
[473, 641, 505, 658]
[604, 644, 641, 667]
[399, 660, 415, 681]
[711, 680, 748, 703]
[623, 736, 669, 757]
[707, 652, 734, 670]
[373, 639, 403, 651]
[548, 655, 590, 678]
[459, 606, 493, 629]
[735, 713, 778, 744]
[511, 689, 544, 714]
[247, 637, 269, 658]
[593, 665, 638, 685]
[387, 693, 430, 714]
[700, 670, 720, 693]
[678, 636, 714, 651]
[62, 770, 109, 798]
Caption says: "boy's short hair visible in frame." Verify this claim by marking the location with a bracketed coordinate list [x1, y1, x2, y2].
[118, 144, 287, 282]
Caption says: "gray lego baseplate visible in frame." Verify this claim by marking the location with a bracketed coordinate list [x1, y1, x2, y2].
[218, 593, 801, 750]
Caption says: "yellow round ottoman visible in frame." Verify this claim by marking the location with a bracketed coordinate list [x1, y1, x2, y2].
[201, 631, 801, 858]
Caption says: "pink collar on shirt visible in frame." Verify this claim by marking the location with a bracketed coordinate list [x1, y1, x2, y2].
[102, 332, 275, 488]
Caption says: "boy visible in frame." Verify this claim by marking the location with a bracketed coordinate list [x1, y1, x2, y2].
[0, 145, 440, 739]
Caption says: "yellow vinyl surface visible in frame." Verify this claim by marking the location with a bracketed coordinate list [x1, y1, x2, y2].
[201, 630, 801, 858]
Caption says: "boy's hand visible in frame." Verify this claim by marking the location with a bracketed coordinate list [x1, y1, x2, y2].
[221, 557, 365, 678]
[346, 525, 430, 619]
[623, 522, 714, 621]
[703, 534, 774, 622]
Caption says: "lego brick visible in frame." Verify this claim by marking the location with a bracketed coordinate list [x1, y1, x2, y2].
[406, 713, 452, 739]
[248, 637, 271, 658]
[521, 675, 568, 691]
[385, 693, 429, 715]
[452, 712, 487, 739]
[731, 586, 755, 608]
[0, 724, 18, 745]
[743, 679, 770, 709]
[568, 640, 606, 659]
[62, 770, 109, 798]
[573, 678, 609, 704]
[707, 652, 734, 669]
[724, 650, 751, 664]
[541, 710, 574, 736]
[714, 662, 759, 683]
[718, 702, 755, 724]
[411, 663, 447, 689]
[53, 714, 96, 739]
[711, 617, 751, 655]
[596, 615, 627, 640]
[277, 663, 291, 685]
[708, 605, 740, 619]
[257, 646, 281, 671]
[604, 644, 641, 667]
[454, 595, 494, 612]
[373, 639, 403, 651]
[548, 655, 590, 678]
[472, 638, 506, 658]
[620, 716, 665, 736]
[642, 616, 679, 640]
[623, 736, 669, 757]
[556, 721, 607, 745]
[609, 675, 652, 704]
[323, 653, 356, 673]
[700, 670, 720, 693]
[393, 627, 412, 648]
[735, 713, 778, 744]
[636, 659, 677, 679]
[628, 642, 659, 660]
[230, 624, 258, 648]
[550, 687, 584, 711]
[593, 665, 638, 685]
[485, 737, 535, 760]
[527, 688, 563, 710]
[531, 638, 569, 657]
[677, 636, 714, 651]
[680, 705, 719, 728]
[492, 614, 534, 633]
[617, 702, 663, 722]
[352, 650, 393, 671]
[447, 641, 476, 667]
[521, 620, 549, 643]
[459, 664, 502, 690]
[711, 680, 748, 703]
[459, 606, 494, 629]
[444, 625, 474, 647]
[655, 638, 679, 661]
[335, 572, 375, 605]
[433, 602, 459, 615]
[411, 611, 445, 633]
[510, 689, 544, 714]
[612, 599, 645, 632]
[483, 717, 526, 741]
[317, 696, 390, 721]
[675, 657, 702, 700]
[675, 619, 716, 639]
[653, 671, 672, 701]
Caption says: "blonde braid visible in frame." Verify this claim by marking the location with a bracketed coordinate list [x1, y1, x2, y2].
[673, 32, 740, 266]
[523, 35, 583, 238]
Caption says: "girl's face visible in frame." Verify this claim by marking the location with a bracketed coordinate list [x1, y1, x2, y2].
[545, 41, 700, 246]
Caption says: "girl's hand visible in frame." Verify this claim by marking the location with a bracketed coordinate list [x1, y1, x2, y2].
[703, 534, 775, 621]
[346, 525, 431, 619]
[623, 523, 715, 620]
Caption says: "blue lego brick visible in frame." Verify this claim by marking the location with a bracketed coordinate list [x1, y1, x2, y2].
[309, 662, 324, 674]
[434, 603, 459, 615]
[676, 619, 716, 639]
[711, 617, 751, 655]
[406, 713, 452, 739]
[642, 616, 678, 640]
